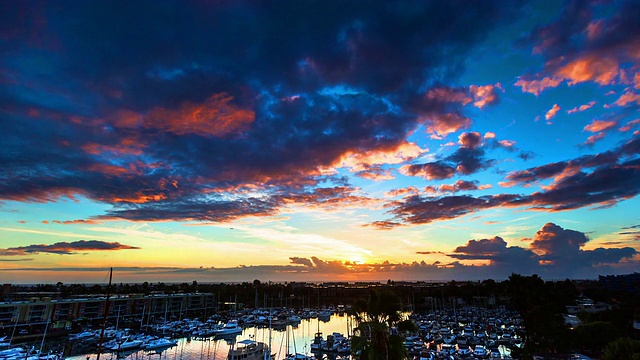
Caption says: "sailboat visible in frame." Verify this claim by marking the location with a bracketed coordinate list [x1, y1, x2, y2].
[286, 324, 314, 360]
[96, 268, 113, 360]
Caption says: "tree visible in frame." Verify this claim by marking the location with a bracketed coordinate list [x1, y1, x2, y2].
[350, 289, 409, 360]
[601, 337, 640, 360]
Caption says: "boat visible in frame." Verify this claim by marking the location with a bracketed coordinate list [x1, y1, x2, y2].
[310, 332, 324, 352]
[107, 336, 143, 351]
[227, 339, 270, 360]
[143, 337, 178, 350]
[287, 354, 315, 360]
[69, 331, 97, 342]
[213, 320, 243, 337]
[0, 336, 11, 348]
[473, 345, 489, 358]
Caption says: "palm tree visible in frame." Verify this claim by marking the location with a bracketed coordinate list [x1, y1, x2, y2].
[349, 289, 409, 360]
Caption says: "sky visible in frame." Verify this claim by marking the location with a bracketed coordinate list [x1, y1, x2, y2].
[1, 0, 639, 284]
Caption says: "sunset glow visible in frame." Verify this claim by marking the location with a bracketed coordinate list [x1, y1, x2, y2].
[1, 0, 639, 284]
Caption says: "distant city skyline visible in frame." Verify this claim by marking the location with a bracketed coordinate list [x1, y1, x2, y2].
[1, 0, 639, 284]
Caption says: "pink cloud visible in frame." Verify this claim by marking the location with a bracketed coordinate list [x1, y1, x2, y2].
[458, 132, 483, 149]
[610, 90, 640, 107]
[386, 186, 420, 198]
[469, 84, 501, 108]
[619, 119, 640, 132]
[584, 120, 617, 133]
[484, 132, 496, 139]
[499, 140, 517, 148]
[584, 132, 607, 145]
[585, 20, 604, 40]
[557, 55, 621, 86]
[424, 112, 472, 138]
[514, 76, 563, 96]
[567, 101, 597, 114]
[426, 87, 472, 105]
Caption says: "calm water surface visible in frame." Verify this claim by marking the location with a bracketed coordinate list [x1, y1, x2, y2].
[64, 316, 353, 360]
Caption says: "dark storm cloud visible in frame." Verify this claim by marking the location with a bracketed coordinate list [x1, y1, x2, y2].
[0, 1, 525, 222]
[377, 194, 523, 227]
[402, 162, 457, 180]
[0, 240, 140, 256]
[425, 180, 484, 194]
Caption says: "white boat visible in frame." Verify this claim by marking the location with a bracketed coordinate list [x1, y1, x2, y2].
[213, 320, 243, 337]
[287, 354, 314, 360]
[473, 345, 489, 358]
[69, 331, 97, 341]
[107, 337, 143, 351]
[228, 339, 270, 360]
[0, 347, 28, 358]
[144, 337, 178, 350]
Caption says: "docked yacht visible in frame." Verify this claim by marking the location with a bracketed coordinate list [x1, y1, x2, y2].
[213, 320, 243, 337]
[227, 339, 270, 360]
[144, 337, 178, 350]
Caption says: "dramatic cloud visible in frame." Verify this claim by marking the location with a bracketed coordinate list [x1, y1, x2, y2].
[0, 1, 525, 224]
[400, 132, 493, 180]
[516, 0, 640, 97]
[425, 180, 485, 194]
[380, 138, 640, 227]
[0, 240, 140, 256]
[451, 223, 637, 278]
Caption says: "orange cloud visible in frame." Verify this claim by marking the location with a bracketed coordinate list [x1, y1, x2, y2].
[484, 132, 496, 139]
[545, 104, 561, 122]
[584, 120, 617, 133]
[619, 119, 640, 132]
[81, 137, 146, 156]
[86, 163, 134, 177]
[469, 84, 501, 108]
[112, 193, 168, 204]
[424, 112, 472, 137]
[557, 55, 621, 86]
[144, 93, 255, 137]
[584, 132, 606, 145]
[52, 219, 101, 225]
[333, 141, 427, 173]
[610, 90, 640, 107]
[385, 186, 420, 198]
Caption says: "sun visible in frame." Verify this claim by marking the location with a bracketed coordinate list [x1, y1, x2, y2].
[346, 254, 366, 265]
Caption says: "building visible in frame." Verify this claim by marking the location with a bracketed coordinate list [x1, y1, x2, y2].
[0, 293, 216, 333]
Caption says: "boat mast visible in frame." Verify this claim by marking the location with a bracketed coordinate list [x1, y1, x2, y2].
[96, 267, 113, 360]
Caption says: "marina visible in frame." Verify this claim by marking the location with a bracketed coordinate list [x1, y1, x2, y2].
[1, 306, 521, 360]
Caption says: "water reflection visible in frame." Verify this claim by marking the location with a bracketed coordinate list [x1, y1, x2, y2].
[65, 316, 352, 360]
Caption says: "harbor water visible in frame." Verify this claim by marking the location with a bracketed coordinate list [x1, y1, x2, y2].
[63, 316, 353, 360]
